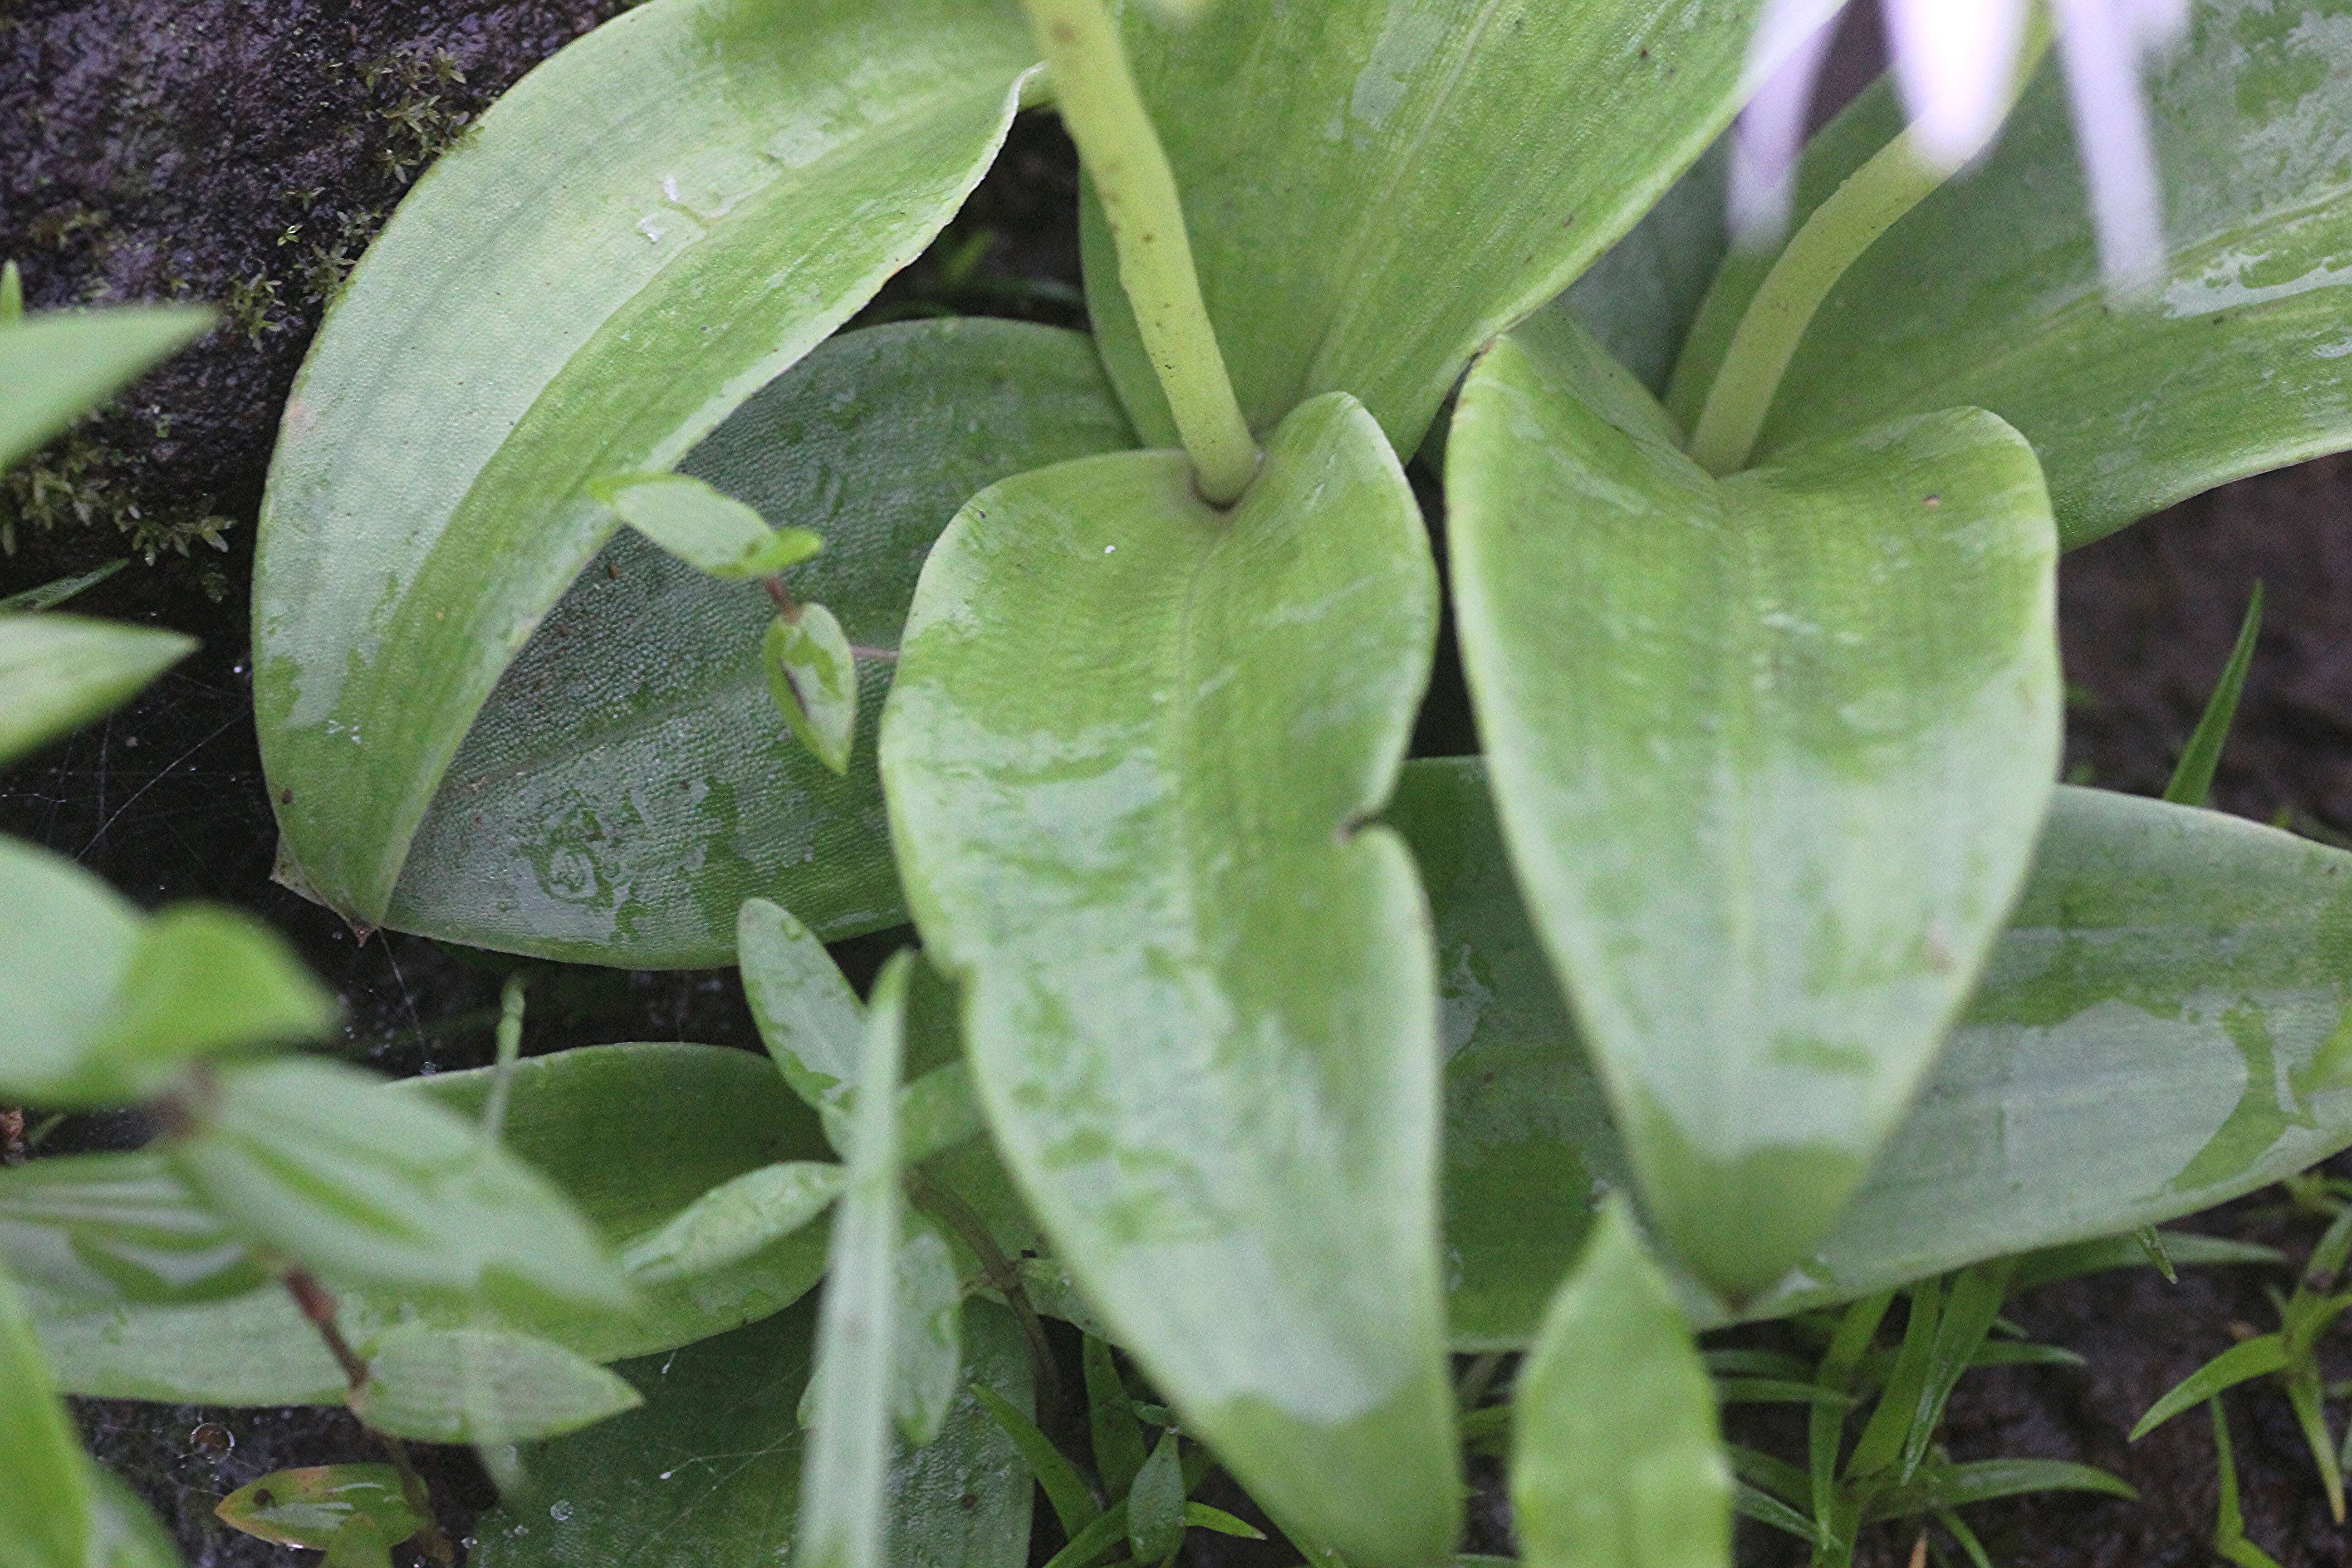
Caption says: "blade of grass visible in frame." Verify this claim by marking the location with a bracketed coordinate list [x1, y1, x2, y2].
[1083, 1335, 1147, 1502]
[1900, 1261, 2016, 1481]
[972, 1383, 1100, 1539]
[1850, 1278, 1944, 1480]
[2133, 1336, 2292, 1440]
[2214, 1398, 2289, 1568]
[2165, 583, 2264, 808]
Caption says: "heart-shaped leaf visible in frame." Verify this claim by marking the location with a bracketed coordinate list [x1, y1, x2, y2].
[0, 616, 194, 769]
[1393, 759, 2352, 1340]
[765, 603, 859, 777]
[371, 318, 1134, 968]
[1084, 0, 1771, 453]
[1447, 320, 2060, 1299]
[350, 1323, 644, 1445]
[1511, 1197, 1731, 1568]
[0, 1266, 88, 1568]
[471, 1297, 1035, 1568]
[254, 0, 1040, 937]
[882, 392, 1458, 1567]
[1668, 0, 2352, 548]
[16, 1044, 835, 1404]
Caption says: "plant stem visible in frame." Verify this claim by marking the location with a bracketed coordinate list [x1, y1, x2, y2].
[1686, 28, 2051, 477]
[283, 1270, 456, 1568]
[1021, 0, 1259, 505]
[1684, 133, 1950, 477]
[905, 1168, 1067, 1436]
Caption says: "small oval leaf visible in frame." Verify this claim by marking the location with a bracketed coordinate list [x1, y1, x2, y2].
[215, 1465, 422, 1552]
[351, 1324, 644, 1445]
[620, 1161, 845, 1287]
[599, 473, 822, 580]
[0, 616, 194, 769]
[765, 604, 858, 777]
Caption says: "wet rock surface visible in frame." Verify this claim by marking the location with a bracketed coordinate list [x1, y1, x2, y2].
[6, 2, 2352, 1565]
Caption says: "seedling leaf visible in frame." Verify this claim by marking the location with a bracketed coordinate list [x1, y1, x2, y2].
[620, 1161, 844, 1286]
[2166, 583, 2264, 808]
[2132, 1336, 2293, 1440]
[597, 472, 823, 580]
[1127, 1430, 1186, 1567]
[0, 616, 194, 770]
[215, 1465, 423, 1551]
[973, 1382, 1100, 1538]
[764, 604, 858, 776]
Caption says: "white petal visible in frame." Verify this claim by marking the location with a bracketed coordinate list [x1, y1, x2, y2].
[2121, 0, 2190, 49]
[1883, 0, 2034, 170]
[1730, 0, 1846, 245]
[2053, 0, 2170, 292]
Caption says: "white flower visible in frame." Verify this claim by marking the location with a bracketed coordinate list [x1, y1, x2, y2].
[1732, 0, 2188, 290]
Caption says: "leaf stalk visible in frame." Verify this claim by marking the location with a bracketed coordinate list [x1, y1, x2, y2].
[1020, 0, 1259, 504]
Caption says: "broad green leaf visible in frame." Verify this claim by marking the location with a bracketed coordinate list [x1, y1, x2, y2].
[1511, 1197, 1731, 1568]
[1127, 1431, 1186, 1568]
[0, 1267, 88, 1568]
[882, 392, 1459, 1567]
[741, 896, 868, 1112]
[350, 1323, 643, 1444]
[1394, 760, 2352, 1341]
[1669, 1, 2352, 548]
[0, 1154, 266, 1305]
[0, 862, 335, 1108]
[797, 951, 916, 1568]
[1083, 0, 1769, 453]
[1448, 320, 2060, 1298]
[1551, 144, 1731, 401]
[597, 473, 823, 580]
[215, 1466, 423, 1552]
[0, 308, 215, 471]
[0, 616, 194, 769]
[374, 318, 1133, 968]
[619, 1161, 844, 1285]
[472, 1297, 1034, 1568]
[254, 0, 1040, 936]
[765, 603, 858, 776]
[168, 1056, 627, 1316]
[892, 1220, 965, 1447]
[20, 1044, 836, 1403]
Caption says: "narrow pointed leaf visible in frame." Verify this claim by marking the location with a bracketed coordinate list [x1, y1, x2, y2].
[0, 616, 194, 769]
[1733, 1485, 1822, 1547]
[797, 951, 916, 1568]
[2013, 1232, 2284, 1292]
[1127, 1431, 1186, 1568]
[1511, 1197, 1731, 1568]
[1396, 760, 2352, 1343]
[1184, 1504, 1268, 1541]
[883, 392, 1458, 1567]
[1861, 1458, 2137, 1519]
[0, 1267, 89, 1568]
[377, 318, 1131, 968]
[472, 1298, 1035, 1568]
[598, 473, 823, 581]
[765, 603, 858, 777]
[351, 1324, 643, 1444]
[18, 1044, 838, 1403]
[254, 0, 1040, 934]
[1899, 1262, 2016, 1481]
[0, 1155, 266, 1306]
[1083, 0, 1769, 452]
[2166, 584, 2264, 808]
[1449, 321, 2060, 1298]
[2133, 1336, 2293, 1441]
[168, 1056, 628, 1316]
[973, 1382, 1100, 1538]
[1086, 1334, 1148, 1503]
[0, 561, 129, 615]
[892, 1221, 965, 1447]
[1669, 3, 2352, 548]
[620, 1161, 844, 1285]
[216, 1466, 423, 1552]
[0, 307, 215, 470]
[740, 896, 867, 1113]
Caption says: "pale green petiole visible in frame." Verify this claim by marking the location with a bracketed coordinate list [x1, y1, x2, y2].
[1686, 27, 2053, 478]
[1020, 0, 1260, 504]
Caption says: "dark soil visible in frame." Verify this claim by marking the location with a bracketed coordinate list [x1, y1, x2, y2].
[6, 2, 2352, 1566]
